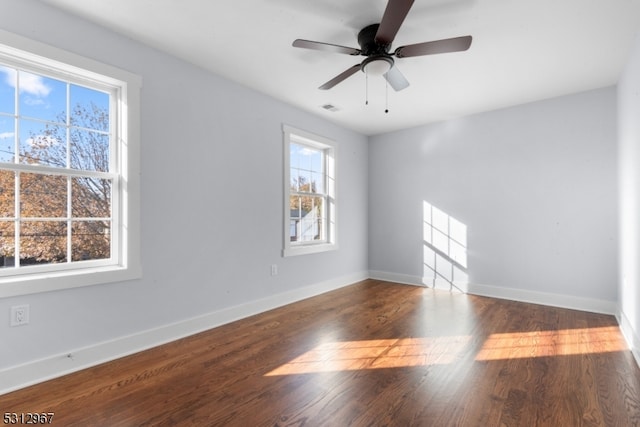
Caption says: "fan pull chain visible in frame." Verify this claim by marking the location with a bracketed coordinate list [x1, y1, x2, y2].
[365, 72, 369, 105]
[385, 79, 389, 114]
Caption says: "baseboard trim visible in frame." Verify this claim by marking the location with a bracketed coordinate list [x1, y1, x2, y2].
[0, 271, 368, 395]
[617, 310, 640, 367]
[467, 282, 618, 315]
[368, 270, 424, 286]
[369, 270, 617, 315]
[368, 270, 465, 293]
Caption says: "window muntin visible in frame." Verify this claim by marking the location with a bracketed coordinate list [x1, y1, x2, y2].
[0, 30, 141, 297]
[283, 125, 336, 256]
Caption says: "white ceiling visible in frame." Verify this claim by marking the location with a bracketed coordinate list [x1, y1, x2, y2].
[39, 0, 640, 136]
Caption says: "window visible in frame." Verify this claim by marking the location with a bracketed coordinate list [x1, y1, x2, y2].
[283, 125, 336, 256]
[0, 30, 141, 297]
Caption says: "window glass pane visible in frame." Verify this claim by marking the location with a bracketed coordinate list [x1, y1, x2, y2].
[297, 145, 313, 170]
[299, 218, 315, 242]
[308, 149, 322, 173]
[20, 173, 67, 218]
[311, 171, 323, 194]
[0, 170, 15, 217]
[0, 66, 16, 115]
[70, 84, 109, 131]
[291, 143, 324, 195]
[299, 172, 313, 193]
[290, 144, 300, 169]
[299, 195, 313, 216]
[289, 219, 297, 241]
[18, 71, 66, 124]
[290, 195, 301, 214]
[292, 170, 310, 193]
[290, 195, 301, 242]
[20, 220, 67, 265]
[0, 220, 15, 268]
[298, 195, 323, 242]
[72, 177, 111, 218]
[19, 120, 66, 167]
[290, 143, 302, 192]
[72, 220, 110, 261]
[0, 116, 15, 163]
[70, 129, 109, 172]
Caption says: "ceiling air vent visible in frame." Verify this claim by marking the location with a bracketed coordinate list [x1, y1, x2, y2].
[321, 104, 339, 112]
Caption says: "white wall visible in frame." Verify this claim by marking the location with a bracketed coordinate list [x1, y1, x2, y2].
[0, 0, 368, 388]
[618, 33, 640, 361]
[369, 88, 618, 312]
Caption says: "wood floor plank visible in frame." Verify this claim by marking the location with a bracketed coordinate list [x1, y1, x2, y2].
[2, 279, 640, 426]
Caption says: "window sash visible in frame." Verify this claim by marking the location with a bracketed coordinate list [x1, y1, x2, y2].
[289, 193, 327, 244]
[0, 59, 117, 274]
[0, 167, 115, 274]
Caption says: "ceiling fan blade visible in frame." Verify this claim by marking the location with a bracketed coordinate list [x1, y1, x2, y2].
[293, 39, 361, 55]
[375, 0, 415, 45]
[319, 64, 362, 90]
[394, 35, 472, 58]
[384, 66, 410, 91]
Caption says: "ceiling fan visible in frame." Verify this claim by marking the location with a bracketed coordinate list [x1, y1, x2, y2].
[292, 0, 472, 92]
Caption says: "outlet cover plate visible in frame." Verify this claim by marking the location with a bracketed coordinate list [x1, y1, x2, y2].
[10, 305, 29, 326]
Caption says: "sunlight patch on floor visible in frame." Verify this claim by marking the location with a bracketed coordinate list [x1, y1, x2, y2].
[265, 336, 472, 376]
[475, 326, 627, 361]
[265, 326, 630, 376]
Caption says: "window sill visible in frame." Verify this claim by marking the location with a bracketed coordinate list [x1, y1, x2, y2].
[0, 264, 142, 298]
[283, 243, 338, 257]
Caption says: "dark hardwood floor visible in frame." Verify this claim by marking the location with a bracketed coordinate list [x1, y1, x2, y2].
[2, 279, 640, 426]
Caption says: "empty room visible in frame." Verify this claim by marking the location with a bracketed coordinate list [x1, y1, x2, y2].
[2, 0, 640, 425]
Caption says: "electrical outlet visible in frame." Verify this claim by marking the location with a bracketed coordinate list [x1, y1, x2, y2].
[10, 305, 29, 327]
[271, 264, 278, 276]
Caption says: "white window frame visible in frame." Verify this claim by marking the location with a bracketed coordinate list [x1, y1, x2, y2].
[0, 30, 141, 298]
[283, 124, 337, 257]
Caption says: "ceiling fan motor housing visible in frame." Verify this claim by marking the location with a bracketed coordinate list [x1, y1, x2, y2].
[358, 24, 395, 74]
[358, 24, 390, 55]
